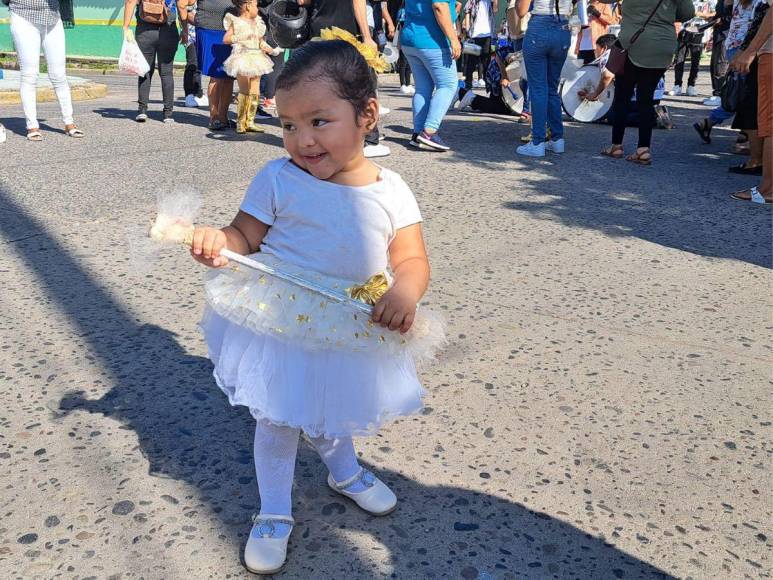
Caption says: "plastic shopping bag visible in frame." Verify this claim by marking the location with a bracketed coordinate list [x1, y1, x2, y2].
[119, 38, 150, 77]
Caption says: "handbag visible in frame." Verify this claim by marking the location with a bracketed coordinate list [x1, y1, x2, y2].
[720, 72, 747, 112]
[605, 0, 667, 77]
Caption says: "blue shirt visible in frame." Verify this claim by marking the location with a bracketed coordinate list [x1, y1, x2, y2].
[400, 0, 457, 49]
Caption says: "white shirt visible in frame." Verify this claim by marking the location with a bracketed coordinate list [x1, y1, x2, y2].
[531, 0, 574, 16]
[471, 0, 493, 38]
[240, 158, 423, 282]
[725, 0, 755, 51]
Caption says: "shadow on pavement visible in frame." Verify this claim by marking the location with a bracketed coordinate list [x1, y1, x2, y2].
[1, 184, 675, 577]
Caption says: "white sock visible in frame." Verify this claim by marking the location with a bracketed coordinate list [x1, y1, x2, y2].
[309, 435, 369, 493]
[253, 420, 299, 532]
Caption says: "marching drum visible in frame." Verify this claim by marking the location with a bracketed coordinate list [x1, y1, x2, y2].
[503, 60, 525, 114]
[561, 64, 615, 122]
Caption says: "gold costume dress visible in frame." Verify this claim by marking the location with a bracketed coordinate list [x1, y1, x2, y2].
[222, 13, 274, 78]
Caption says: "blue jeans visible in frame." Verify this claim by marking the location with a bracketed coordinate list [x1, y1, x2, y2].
[709, 47, 737, 126]
[523, 15, 571, 143]
[401, 46, 458, 133]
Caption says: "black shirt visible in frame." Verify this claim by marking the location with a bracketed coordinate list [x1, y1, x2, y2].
[309, 0, 358, 37]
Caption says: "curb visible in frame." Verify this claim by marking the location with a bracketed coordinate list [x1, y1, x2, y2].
[0, 82, 108, 105]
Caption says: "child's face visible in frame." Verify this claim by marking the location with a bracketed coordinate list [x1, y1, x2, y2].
[276, 79, 377, 182]
[243, 0, 258, 18]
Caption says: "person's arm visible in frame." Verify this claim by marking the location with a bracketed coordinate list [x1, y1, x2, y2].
[382, 1, 396, 38]
[434, 1, 462, 58]
[177, 0, 189, 44]
[353, 0, 377, 48]
[516, 0, 529, 18]
[580, 69, 615, 99]
[191, 212, 270, 268]
[675, 0, 696, 23]
[731, 6, 772, 73]
[123, 0, 139, 40]
[372, 224, 430, 333]
[223, 19, 235, 44]
[495, 52, 509, 84]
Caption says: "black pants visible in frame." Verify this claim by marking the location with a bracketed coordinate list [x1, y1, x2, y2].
[398, 50, 412, 86]
[578, 49, 596, 65]
[674, 43, 702, 87]
[710, 31, 728, 95]
[461, 88, 516, 115]
[183, 43, 202, 98]
[136, 21, 179, 113]
[610, 57, 665, 148]
[260, 51, 285, 99]
[464, 36, 491, 88]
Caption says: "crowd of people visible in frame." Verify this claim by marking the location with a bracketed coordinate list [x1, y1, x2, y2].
[0, 0, 770, 201]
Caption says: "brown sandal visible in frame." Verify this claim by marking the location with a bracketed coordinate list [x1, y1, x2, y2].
[601, 144, 624, 159]
[626, 148, 652, 166]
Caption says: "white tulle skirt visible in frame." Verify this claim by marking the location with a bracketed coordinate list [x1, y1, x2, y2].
[201, 309, 425, 438]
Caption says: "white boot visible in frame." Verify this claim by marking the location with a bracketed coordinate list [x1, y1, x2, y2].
[243, 514, 294, 575]
[327, 468, 397, 516]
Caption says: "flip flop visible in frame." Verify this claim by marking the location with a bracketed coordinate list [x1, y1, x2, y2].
[626, 149, 652, 165]
[730, 187, 772, 204]
[601, 145, 624, 159]
[27, 129, 43, 142]
[65, 126, 85, 138]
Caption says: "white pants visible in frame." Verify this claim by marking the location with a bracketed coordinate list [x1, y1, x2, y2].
[10, 13, 74, 130]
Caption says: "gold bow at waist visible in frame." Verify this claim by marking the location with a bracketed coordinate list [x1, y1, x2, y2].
[346, 273, 389, 305]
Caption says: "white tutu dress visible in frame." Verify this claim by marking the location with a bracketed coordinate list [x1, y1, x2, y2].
[222, 13, 274, 78]
[199, 158, 443, 438]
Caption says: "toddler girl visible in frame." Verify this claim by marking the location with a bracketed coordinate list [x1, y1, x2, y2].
[222, 0, 278, 133]
[191, 40, 433, 574]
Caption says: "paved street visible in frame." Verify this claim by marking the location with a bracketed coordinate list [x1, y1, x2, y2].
[0, 71, 770, 579]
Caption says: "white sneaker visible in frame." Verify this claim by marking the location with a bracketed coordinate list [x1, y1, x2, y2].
[364, 143, 391, 158]
[0, 125, 6, 144]
[516, 141, 546, 157]
[686, 86, 697, 97]
[458, 89, 476, 111]
[243, 515, 294, 575]
[703, 96, 721, 106]
[406, 85, 415, 95]
[400, 84, 412, 95]
[668, 86, 682, 96]
[379, 104, 391, 116]
[328, 469, 397, 516]
[184, 94, 198, 108]
[194, 94, 209, 107]
[545, 138, 565, 153]
[475, 78, 486, 88]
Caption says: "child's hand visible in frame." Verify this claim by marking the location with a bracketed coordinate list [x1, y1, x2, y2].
[190, 226, 229, 268]
[372, 285, 418, 334]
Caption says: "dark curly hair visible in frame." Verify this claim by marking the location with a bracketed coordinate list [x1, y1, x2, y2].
[230, 0, 252, 11]
[276, 40, 377, 120]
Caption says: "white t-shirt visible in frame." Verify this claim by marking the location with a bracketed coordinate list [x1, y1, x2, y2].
[240, 158, 423, 282]
[471, 0, 493, 38]
[579, 28, 595, 50]
[725, 0, 755, 51]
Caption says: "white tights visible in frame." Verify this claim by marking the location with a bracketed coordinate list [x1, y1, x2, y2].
[10, 14, 74, 130]
[253, 420, 363, 517]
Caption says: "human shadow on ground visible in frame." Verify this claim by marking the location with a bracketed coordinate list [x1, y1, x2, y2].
[93, 106, 212, 127]
[1, 183, 676, 577]
[423, 105, 770, 268]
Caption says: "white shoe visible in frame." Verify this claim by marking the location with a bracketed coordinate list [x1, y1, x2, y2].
[243, 514, 294, 575]
[668, 86, 682, 96]
[327, 469, 397, 516]
[475, 78, 486, 88]
[516, 141, 546, 157]
[364, 143, 391, 158]
[400, 84, 412, 95]
[686, 86, 697, 97]
[194, 94, 209, 107]
[379, 104, 391, 116]
[703, 96, 721, 106]
[184, 94, 198, 108]
[545, 138, 565, 153]
[458, 89, 476, 111]
[0, 125, 6, 144]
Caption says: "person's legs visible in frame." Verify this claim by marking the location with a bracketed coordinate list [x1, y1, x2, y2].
[711, 32, 728, 95]
[40, 20, 75, 127]
[464, 44, 477, 88]
[470, 93, 515, 114]
[687, 44, 702, 87]
[545, 22, 570, 141]
[10, 13, 43, 130]
[208, 78, 221, 123]
[218, 78, 235, 123]
[184, 43, 202, 97]
[308, 435, 361, 485]
[253, 420, 300, 517]
[135, 23, 158, 114]
[673, 58, 685, 88]
[632, 66, 664, 150]
[398, 51, 412, 86]
[402, 47, 433, 133]
[157, 24, 179, 116]
[747, 130, 763, 166]
[523, 19, 549, 143]
[421, 48, 458, 133]
[609, 57, 637, 146]
[262, 52, 284, 100]
[476, 36, 491, 82]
